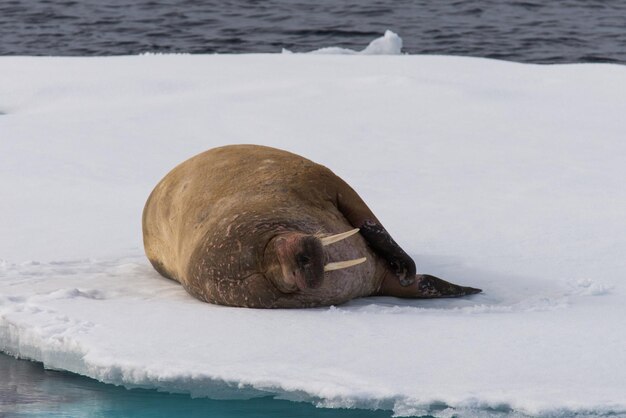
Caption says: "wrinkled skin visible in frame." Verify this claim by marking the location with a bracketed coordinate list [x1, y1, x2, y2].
[142, 145, 480, 308]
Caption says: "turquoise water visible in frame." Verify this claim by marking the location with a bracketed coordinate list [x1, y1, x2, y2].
[0, 353, 396, 418]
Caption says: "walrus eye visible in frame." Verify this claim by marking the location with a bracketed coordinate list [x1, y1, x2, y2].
[297, 254, 311, 266]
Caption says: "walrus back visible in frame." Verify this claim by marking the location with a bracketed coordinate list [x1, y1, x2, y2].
[142, 165, 190, 282]
[142, 147, 231, 283]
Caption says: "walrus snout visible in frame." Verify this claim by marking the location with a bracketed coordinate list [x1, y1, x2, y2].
[272, 233, 325, 292]
[270, 230, 369, 292]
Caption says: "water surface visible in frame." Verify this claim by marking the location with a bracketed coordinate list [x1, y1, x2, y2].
[0, 353, 395, 418]
[1, 0, 625, 63]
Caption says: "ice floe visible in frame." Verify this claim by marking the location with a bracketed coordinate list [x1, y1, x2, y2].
[1, 38, 625, 417]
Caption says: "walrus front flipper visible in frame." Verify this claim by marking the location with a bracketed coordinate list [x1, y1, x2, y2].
[332, 173, 481, 297]
[335, 183, 416, 286]
[359, 219, 417, 286]
[377, 273, 482, 298]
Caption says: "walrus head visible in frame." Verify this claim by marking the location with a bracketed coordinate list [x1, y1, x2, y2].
[264, 228, 366, 293]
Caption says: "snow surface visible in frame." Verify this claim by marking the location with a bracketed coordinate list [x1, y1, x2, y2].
[1, 33, 626, 417]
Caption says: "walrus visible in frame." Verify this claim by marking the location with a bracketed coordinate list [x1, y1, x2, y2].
[142, 145, 480, 308]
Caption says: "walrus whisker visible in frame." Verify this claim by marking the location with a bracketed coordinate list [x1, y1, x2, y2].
[320, 228, 360, 246]
[324, 257, 367, 272]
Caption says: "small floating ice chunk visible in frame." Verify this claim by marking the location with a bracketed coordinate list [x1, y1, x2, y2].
[307, 30, 403, 55]
[307, 46, 358, 55]
[360, 30, 403, 55]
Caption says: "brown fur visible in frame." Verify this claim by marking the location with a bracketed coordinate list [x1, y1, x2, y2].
[143, 145, 388, 307]
[143, 144, 480, 308]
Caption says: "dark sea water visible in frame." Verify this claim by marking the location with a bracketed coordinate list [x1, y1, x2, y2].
[1, 0, 625, 64]
[0, 353, 396, 418]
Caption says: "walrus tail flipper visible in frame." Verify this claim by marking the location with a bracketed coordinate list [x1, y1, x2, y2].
[412, 274, 482, 298]
[377, 273, 482, 298]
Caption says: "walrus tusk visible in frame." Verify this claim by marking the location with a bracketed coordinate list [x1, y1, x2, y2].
[320, 228, 360, 246]
[324, 257, 367, 272]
